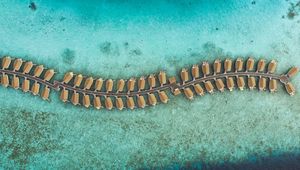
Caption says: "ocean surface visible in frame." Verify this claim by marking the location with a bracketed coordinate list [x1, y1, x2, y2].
[0, 0, 300, 169]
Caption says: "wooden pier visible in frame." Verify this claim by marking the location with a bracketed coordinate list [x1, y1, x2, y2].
[0, 56, 298, 110]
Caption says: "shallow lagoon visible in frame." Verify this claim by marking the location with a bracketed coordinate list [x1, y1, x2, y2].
[0, 0, 300, 169]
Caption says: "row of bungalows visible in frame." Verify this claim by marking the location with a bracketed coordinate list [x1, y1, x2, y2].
[0, 56, 56, 100]
[178, 58, 298, 99]
[59, 71, 170, 110]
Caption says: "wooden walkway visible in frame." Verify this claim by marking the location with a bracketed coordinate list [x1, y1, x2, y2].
[0, 56, 298, 110]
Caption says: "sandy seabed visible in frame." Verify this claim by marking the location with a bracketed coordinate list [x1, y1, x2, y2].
[0, 0, 300, 169]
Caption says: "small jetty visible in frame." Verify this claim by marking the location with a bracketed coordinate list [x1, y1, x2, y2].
[0, 56, 298, 110]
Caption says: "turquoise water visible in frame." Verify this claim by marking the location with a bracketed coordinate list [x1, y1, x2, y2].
[0, 0, 300, 169]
